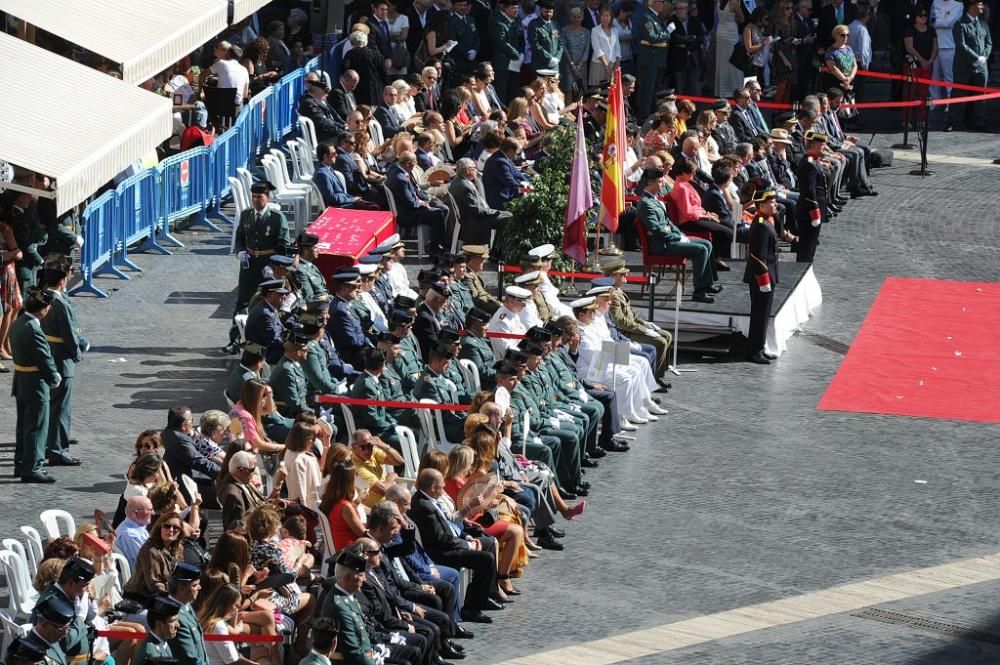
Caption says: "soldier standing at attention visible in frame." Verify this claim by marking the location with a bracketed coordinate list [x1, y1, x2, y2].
[529, 0, 564, 77]
[461, 245, 500, 314]
[449, 0, 482, 79]
[637, 0, 671, 118]
[134, 595, 182, 665]
[11, 287, 60, 484]
[745, 189, 780, 365]
[40, 255, 85, 467]
[320, 550, 375, 665]
[795, 132, 828, 263]
[490, 0, 526, 103]
[233, 182, 290, 316]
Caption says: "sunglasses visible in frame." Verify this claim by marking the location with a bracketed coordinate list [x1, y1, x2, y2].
[363, 549, 381, 555]
[163, 524, 182, 531]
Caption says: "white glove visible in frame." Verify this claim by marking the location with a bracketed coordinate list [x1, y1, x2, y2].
[548, 57, 559, 68]
[263, 266, 275, 279]
[811, 218, 821, 228]
[549, 417, 560, 429]
[759, 283, 772, 293]
[630, 342, 641, 352]
[532, 436, 543, 445]
[237, 250, 250, 263]
[976, 56, 987, 66]
[578, 388, 590, 403]
[645, 328, 659, 337]
[679, 235, 691, 243]
[49, 373, 62, 389]
[82, 340, 91, 353]
[467, 49, 477, 60]
[74, 234, 84, 249]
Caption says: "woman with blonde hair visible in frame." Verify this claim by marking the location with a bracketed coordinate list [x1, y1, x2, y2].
[443, 445, 475, 502]
[230, 380, 285, 454]
[695, 110, 722, 163]
[203, 533, 279, 642]
[527, 79, 559, 130]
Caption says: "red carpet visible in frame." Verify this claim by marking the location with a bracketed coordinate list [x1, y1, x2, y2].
[818, 277, 1000, 424]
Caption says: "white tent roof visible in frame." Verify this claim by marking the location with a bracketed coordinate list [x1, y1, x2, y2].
[232, 0, 275, 26]
[0, 33, 172, 215]
[0, 0, 228, 85]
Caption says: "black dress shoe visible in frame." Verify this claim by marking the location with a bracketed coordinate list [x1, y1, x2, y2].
[453, 626, 475, 639]
[603, 439, 630, 452]
[763, 352, 778, 360]
[748, 351, 771, 365]
[692, 291, 715, 303]
[21, 471, 56, 484]
[558, 487, 577, 500]
[67, 439, 79, 446]
[483, 598, 506, 611]
[461, 609, 492, 623]
[707, 284, 723, 294]
[440, 644, 466, 659]
[573, 485, 590, 497]
[47, 453, 81, 466]
[537, 533, 565, 551]
[944, 123, 954, 132]
[581, 456, 599, 469]
[578, 480, 590, 489]
[589, 447, 607, 459]
[446, 640, 465, 653]
[547, 526, 566, 538]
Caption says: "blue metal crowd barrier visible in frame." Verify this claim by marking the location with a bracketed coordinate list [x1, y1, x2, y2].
[73, 56, 321, 298]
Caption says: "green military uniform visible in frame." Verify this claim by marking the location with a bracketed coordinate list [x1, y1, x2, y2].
[393, 334, 424, 392]
[31, 586, 89, 661]
[133, 633, 173, 665]
[449, 281, 475, 324]
[41, 290, 87, 458]
[169, 602, 209, 665]
[522, 366, 590, 453]
[379, 363, 419, 429]
[303, 339, 345, 397]
[225, 364, 260, 403]
[263, 410, 295, 443]
[490, 8, 526, 103]
[458, 332, 496, 391]
[297, 259, 329, 301]
[10, 204, 46, 299]
[270, 354, 311, 418]
[636, 9, 670, 117]
[234, 207, 290, 313]
[41, 210, 79, 258]
[608, 287, 671, 377]
[509, 380, 579, 487]
[412, 365, 467, 443]
[462, 270, 500, 314]
[325, 587, 375, 665]
[530, 290, 551, 323]
[11, 311, 59, 479]
[447, 11, 480, 74]
[31, 631, 68, 665]
[529, 17, 563, 75]
[443, 357, 473, 404]
[350, 298, 379, 341]
[539, 354, 601, 453]
[349, 371, 400, 448]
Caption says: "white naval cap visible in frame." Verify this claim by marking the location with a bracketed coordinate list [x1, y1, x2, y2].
[586, 285, 613, 296]
[505, 285, 532, 299]
[357, 263, 379, 276]
[527, 243, 556, 259]
[513, 270, 542, 285]
[570, 296, 598, 311]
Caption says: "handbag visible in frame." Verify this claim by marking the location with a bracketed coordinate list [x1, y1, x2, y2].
[729, 41, 752, 74]
[838, 89, 859, 120]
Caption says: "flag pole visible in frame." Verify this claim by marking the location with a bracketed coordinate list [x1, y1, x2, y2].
[587, 214, 603, 272]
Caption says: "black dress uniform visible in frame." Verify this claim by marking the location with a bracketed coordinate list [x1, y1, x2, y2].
[233, 188, 290, 314]
[744, 194, 780, 361]
[795, 145, 826, 264]
[244, 281, 289, 366]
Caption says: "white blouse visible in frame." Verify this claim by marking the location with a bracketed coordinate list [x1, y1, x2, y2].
[590, 26, 621, 64]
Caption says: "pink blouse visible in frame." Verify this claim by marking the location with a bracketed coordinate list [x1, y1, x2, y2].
[668, 180, 707, 224]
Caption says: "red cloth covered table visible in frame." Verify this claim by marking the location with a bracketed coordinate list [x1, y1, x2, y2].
[307, 208, 396, 289]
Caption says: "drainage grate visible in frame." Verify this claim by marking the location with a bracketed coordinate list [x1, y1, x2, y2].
[797, 332, 851, 355]
[853, 608, 1000, 645]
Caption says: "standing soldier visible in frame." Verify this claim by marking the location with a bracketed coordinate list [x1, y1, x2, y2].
[795, 131, 828, 263]
[529, 0, 564, 77]
[11, 287, 60, 484]
[461, 245, 500, 314]
[449, 0, 482, 79]
[491, 0, 526, 103]
[41, 255, 85, 467]
[745, 189, 780, 365]
[636, 0, 671, 118]
[9, 189, 46, 299]
[233, 182, 290, 315]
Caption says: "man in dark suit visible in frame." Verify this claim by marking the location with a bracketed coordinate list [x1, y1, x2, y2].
[817, 0, 856, 50]
[370, 0, 394, 61]
[217, 451, 267, 529]
[729, 88, 761, 142]
[386, 152, 448, 251]
[666, 0, 705, 95]
[298, 78, 345, 142]
[327, 70, 360, 120]
[449, 158, 512, 244]
[791, 0, 818, 100]
[481, 138, 529, 210]
[333, 132, 387, 208]
[161, 406, 221, 500]
[409, 469, 501, 622]
[313, 142, 363, 208]
[582, 0, 602, 29]
[406, 0, 435, 55]
[373, 85, 404, 138]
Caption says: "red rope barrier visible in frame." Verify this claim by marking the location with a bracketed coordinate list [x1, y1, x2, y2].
[97, 630, 283, 643]
[315, 395, 468, 411]
[853, 68, 998, 93]
[930, 90, 1000, 106]
[485, 331, 526, 339]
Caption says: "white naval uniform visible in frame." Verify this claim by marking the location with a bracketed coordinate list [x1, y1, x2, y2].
[487, 305, 527, 357]
[576, 319, 654, 418]
[539, 273, 573, 318]
[387, 261, 418, 299]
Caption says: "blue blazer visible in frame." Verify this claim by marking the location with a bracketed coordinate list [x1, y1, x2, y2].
[313, 164, 355, 207]
[335, 148, 369, 195]
[482, 151, 524, 210]
[386, 163, 426, 213]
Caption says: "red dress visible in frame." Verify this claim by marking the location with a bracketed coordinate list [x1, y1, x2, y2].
[329, 498, 361, 551]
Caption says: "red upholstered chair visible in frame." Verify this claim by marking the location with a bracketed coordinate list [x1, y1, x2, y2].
[633, 218, 687, 296]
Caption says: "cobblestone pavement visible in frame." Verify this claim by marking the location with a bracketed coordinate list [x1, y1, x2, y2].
[1, 129, 999, 664]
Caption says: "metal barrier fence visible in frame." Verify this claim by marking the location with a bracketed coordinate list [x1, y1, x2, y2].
[69, 56, 321, 298]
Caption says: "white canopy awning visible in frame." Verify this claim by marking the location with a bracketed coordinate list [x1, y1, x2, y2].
[0, 0, 228, 85]
[232, 0, 275, 26]
[0, 33, 173, 215]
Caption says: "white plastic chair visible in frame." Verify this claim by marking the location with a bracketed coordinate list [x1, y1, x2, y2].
[269, 149, 313, 192]
[314, 504, 337, 563]
[287, 139, 316, 182]
[0, 611, 28, 659]
[458, 359, 481, 395]
[0, 551, 37, 619]
[298, 116, 318, 154]
[39, 509, 76, 542]
[413, 403, 437, 451]
[237, 167, 255, 196]
[394, 425, 420, 479]
[18, 527, 42, 578]
[228, 176, 249, 253]
[262, 156, 310, 230]
[418, 399, 459, 451]
[340, 404, 357, 438]
[110, 552, 132, 591]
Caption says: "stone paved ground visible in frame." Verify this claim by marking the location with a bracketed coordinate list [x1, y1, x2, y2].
[1, 126, 999, 664]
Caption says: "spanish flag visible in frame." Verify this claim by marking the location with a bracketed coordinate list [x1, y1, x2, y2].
[599, 68, 625, 233]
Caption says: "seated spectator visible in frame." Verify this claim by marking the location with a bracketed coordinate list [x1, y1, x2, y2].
[350, 429, 404, 508]
[114, 496, 153, 569]
[328, 70, 360, 120]
[385, 151, 448, 251]
[482, 138, 529, 210]
[637, 167, 719, 303]
[282, 421, 324, 509]
[194, 583, 252, 665]
[194, 411, 229, 466]
[505, 97, 542, 148]
[217, 451, 268, 530]
[203, 533, 280, 645]
[475, 131, 502, 171]
[415, 134, 439, 170]
[335, 132, 388, 208]
[375, 85, 405, 138]
[246, 505, 314, 631]
[313, 141, 365, 208]
[230, 380, 287, 454]
[299, 78, 345, 142]
[392, 79, 418, 120]
[277, 515, 315, 577]
[318, 458, 367, 551]
[439, 91, 471, 158]
[668, 159, 734, 270]
[449, 158, 513, 245]
[163, 406, 222, 488]
[352, 131, 387, 188]
[124, 512, 185, 597]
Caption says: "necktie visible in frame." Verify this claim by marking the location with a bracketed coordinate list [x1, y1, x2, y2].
[255, 212, 262, 224]
[836, 5, 843, 23]
[382, 20, 390, 39]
